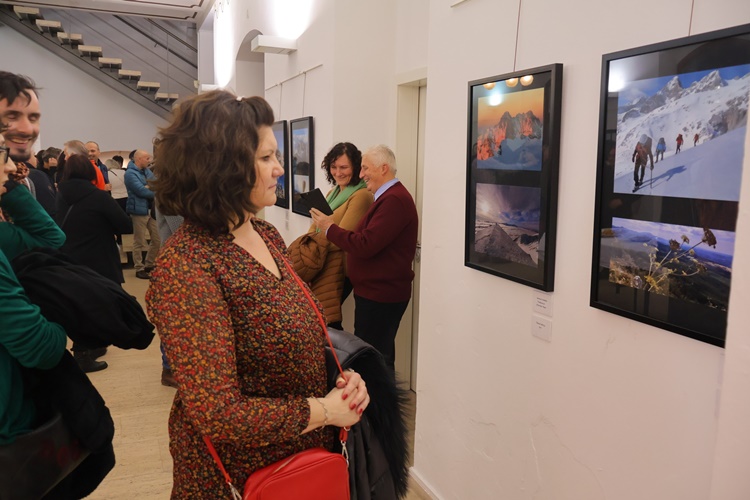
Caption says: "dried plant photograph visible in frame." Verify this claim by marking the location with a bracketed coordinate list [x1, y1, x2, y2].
[603, 217, 735, 312]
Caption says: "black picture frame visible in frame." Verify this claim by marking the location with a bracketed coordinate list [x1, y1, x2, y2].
[464, 64, 563, 291]
[590, 23, 750, 348]
[290, 116, 315, 217]
[272, 120, 289, 209]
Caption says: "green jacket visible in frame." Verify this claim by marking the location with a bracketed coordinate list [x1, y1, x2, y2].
[0, 185, 67, 444]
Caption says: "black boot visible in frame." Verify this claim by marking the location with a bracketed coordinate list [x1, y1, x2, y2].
[73, 350, 108, 373]
[90, 347, 108, 359]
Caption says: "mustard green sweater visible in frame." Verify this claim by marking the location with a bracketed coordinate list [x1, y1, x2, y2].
[0, 184, 67, 444]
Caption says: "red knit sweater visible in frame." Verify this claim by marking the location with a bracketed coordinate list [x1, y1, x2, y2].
[327, 182, 418, 303]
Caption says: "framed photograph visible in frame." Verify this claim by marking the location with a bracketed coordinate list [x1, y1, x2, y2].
[464, 64, 563, 291]
[290, 116, 315, 217]
[272, 120, 289, 209]
[590, 23, 750, 347]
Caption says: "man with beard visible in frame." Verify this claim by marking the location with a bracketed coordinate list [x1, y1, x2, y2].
[0, 72, 40, 173]
[0, 72, 44, 220]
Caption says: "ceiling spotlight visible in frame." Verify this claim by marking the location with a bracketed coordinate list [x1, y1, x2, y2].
[483, 82, 496, 90]
[520, 75, 534, 86]
[505, 78, 518, 88]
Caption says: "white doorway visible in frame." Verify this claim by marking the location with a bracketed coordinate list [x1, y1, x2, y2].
[394, 78, 427, 391]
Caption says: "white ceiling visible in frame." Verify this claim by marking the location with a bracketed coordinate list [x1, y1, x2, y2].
[1, 0, 213, 24]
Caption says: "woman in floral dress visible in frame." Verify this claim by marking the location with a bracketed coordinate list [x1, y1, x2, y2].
[146, 91, 369, 498]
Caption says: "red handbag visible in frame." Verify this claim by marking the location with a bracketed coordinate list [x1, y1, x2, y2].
[204, 250, 351, 500]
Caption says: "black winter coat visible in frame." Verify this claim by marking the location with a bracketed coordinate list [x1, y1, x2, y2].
[13, 248, 155, 350]
[55, 179, 132, 284]
[22, 351, 116, 499]
[326, 329, 410, 500]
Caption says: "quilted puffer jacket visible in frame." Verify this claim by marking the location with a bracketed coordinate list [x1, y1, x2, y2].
[288, 188, 372, 324]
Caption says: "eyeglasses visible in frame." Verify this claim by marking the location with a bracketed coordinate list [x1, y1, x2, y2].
[0, 147, 8, 165]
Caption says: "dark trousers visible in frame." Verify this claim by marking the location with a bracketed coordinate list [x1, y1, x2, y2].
[353, 295, 409, 373]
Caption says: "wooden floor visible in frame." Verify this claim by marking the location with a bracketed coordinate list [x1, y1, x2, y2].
[81, 267, 429, 499]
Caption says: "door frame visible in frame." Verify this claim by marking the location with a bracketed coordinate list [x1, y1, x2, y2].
[394, 69, 426, 391]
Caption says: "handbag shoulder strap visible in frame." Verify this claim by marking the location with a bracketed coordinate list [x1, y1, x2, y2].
[268, 238, 345, 377]
[203, 436, 242, 500]
[60, 204, 74, 229]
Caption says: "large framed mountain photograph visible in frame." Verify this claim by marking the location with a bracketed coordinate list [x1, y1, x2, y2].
[272, 120, 289, 209]
[590, 24, 750, 347]
[464, 64, 563, 291]
[290, 116, 315, 217]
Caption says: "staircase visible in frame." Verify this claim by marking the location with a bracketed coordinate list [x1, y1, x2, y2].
[0, 5, 197, 119]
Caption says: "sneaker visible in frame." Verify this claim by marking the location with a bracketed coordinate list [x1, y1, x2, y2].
[135, 270, 151, 280]
[161, 368, 178, 388]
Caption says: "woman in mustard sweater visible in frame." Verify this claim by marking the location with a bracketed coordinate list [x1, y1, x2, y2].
[289, 142, 373, 328]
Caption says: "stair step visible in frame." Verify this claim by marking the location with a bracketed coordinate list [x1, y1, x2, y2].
[137, 81, 161, 92]
[118, 69, 142, 81]
[78, 45, 103, 57]
[155, 92, 179, 102]
[99, 57, 122, 69]
[36, 19, 62, 34]
[57, 32, 83, 46]
[14, 6, 42, 21]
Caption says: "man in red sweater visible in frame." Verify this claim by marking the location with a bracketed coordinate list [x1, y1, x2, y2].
[311, 145, 418, 373]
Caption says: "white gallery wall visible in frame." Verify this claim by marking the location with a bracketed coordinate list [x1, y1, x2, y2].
[417, 1, 750, 499]
[207, 0, 750, 498]
[0, 27, 165, 152]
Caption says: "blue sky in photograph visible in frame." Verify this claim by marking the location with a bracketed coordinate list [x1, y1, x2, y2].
[619, 63, 750, 102]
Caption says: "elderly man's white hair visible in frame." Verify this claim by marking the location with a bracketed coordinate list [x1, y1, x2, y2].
[363, 144, 397, 175]
[64, 140, 87, 156]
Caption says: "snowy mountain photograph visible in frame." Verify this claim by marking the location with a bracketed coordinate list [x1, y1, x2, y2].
[475, 87, 544, 171]
[602, 217, 734, 311]
[473, 183, 540, 266]
[272, 123, 287, 203]
[611, 63, 750, 201]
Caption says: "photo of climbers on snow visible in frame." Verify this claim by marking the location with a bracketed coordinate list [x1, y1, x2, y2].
[610, 63, 750, 202]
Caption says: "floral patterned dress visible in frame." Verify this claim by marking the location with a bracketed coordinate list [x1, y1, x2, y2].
[146, 218, 335, 499]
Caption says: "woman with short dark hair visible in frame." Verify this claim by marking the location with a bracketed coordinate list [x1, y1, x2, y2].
[55, 154, 132, 372]
[146, 90, 370, 498]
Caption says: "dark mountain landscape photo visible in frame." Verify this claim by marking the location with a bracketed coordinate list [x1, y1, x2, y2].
[473, 183, 541, 267]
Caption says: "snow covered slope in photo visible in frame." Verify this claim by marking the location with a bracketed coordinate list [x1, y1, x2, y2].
[612, 68, 750, 200]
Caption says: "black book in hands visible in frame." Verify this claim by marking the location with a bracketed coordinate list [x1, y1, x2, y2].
[298, 188, 333, 216]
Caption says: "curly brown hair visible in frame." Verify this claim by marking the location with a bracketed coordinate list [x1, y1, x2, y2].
[151, 91, 275, 234]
